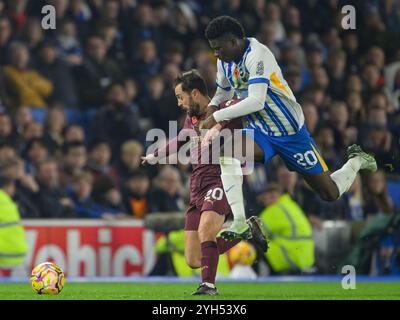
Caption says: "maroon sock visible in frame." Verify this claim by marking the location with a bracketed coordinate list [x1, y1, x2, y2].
[200, 241, 219, 285]
[217, 237, 240, 254]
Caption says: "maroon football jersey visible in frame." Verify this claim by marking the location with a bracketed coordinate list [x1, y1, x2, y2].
[186, 100, 242, 203]
[155, 99, 243, 204]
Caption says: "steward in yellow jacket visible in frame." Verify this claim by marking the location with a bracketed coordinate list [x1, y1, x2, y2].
[0, 177, 28, 267]
[258, 183, 314, 273]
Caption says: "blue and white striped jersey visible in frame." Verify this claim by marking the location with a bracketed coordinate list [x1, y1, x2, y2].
[216, 37, 305, 137]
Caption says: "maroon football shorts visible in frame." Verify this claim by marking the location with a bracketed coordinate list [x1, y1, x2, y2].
[184, 175, 231, 231]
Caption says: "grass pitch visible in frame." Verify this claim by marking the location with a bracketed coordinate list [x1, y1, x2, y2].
[1, 282, 399, 300]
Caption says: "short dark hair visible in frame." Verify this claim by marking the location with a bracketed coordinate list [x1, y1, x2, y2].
[173, 69, 208, 96]
[205, 15, 245, 40]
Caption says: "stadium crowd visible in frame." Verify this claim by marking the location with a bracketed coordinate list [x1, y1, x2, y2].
[0, 0, 399, 232]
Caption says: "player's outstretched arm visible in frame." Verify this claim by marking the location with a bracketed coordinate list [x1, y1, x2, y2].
[212, 82, 267, 122]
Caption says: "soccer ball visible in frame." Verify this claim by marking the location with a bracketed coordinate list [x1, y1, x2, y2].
[229, 242, 257, 266]
[30, 262, 65, 295]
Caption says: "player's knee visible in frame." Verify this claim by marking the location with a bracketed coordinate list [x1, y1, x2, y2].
[198, 225, 216, 243]
[185, 255, 200, 269]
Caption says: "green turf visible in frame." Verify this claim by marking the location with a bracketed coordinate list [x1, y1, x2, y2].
[0, 282, 399, 300]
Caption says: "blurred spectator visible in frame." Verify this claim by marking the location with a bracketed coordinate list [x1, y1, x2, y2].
[257, 20, 279, 60]
[23, 138, 49, 174]
[73, 35, 122, 108]
[3, 42, 53, 108]
[91, 82, 141, 154]
[313, 124, 341, 171]
[63, 124, 85, 144]
[302, 101, 319, 135]
[117, 140, 142, 182]
[34, 40, 79, 107]
[346, 91, 365, 126]
[149, 165, 185, 212]
[342, 31, 360, 73]
[35, 159, 76, 218]
[326, 49, 347, 99]
[362, 63, 382, 94]
[12, 105, 32, 138]
[56, 19, 83, 66]
[0, 157, 40, 218]
[0, 144, 17, 163]
[67, 171, 120, 219]
[20, 17, 44, 56]
[173, 2, 198, 44]
[96, 19, 127, 70]
[132, 39, 160, 84]
[305, 44, 324, 70]
[0, 15, 12, 66]
[163, 41, 185, 67]
[276, 165, 299, 201]
[122, 169, 151, 219]
[60, 141, 87, 188]
[344, 174, 364, 221]
[363, 170, 395, 216]
[92, 174, 127, 216]
[88, 139, 118, 183]
[310, 66, 329, 92]
[361, 110, 395, 172]
[328, 101, 352, 147]
[127, 3, 160, 61]
[0, 112, 14, 145]
[43, 106, 66, 155]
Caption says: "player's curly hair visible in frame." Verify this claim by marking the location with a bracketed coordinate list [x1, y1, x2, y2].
[173, 69, 208, 96]
[205, 15, 245, 40]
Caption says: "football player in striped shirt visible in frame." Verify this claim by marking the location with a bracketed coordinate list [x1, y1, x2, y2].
[201, 16, 377, 241]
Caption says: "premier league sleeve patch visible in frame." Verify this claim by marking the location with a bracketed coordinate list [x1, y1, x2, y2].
[256, 61, 264, 76]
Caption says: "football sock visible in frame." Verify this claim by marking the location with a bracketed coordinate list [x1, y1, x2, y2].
[219, 156, 246, 222]
[216, 237, 240, 254]
[331, 157, 362, 197]
[200, 241, 219, 285]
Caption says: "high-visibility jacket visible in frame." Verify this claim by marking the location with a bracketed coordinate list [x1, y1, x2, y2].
[0, 190, 28, 266]
[155, 230, 230, 277]
[259, 193, 314, 272]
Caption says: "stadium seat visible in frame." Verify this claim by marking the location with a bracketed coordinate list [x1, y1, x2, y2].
[30, 108, 47, 124]
[65, 108, 84, 125]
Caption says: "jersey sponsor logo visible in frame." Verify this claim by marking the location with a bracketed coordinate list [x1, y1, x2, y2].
[256, 61, 264, 76]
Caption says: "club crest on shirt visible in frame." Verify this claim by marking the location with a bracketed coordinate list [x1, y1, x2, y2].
[256, 61, 264, 76]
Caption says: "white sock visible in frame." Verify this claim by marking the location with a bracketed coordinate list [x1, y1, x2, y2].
[331, 157, 362, 197]
[219, 156, 246, 222]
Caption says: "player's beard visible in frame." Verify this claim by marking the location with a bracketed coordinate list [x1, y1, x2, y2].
[188, 98, 201, 117]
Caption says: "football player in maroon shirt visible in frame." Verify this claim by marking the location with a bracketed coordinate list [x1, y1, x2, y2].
[142, 70, 267, 295]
